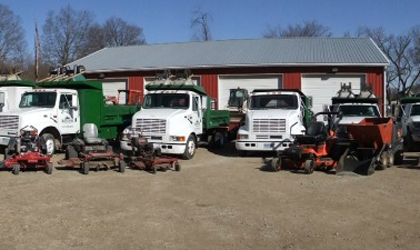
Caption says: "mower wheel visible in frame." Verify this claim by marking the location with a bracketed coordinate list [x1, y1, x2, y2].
[393, 146, 403, 166]
[12, 163, 20, 175]
[81, 161, 90, 175]
[270, 157, 282, 172]
[119, 160, 126, 173]
[174, 162, 181, 171]
[378, 151, 389, 170]
[304, 159, 315, 174]
[45, 162, 53, 175]
[152, 165, 157, 174]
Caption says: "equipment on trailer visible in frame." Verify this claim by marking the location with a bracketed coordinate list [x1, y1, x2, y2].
[336, 118, 395, 175]
[270, 112, 341, 174]
[0, 125, 53, 175]
[58, 123, 120, 174]
[120, 135, 181, 174]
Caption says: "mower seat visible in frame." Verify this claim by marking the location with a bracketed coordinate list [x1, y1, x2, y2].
[83, 123, 104, 145]
[295, 121, 328, 144]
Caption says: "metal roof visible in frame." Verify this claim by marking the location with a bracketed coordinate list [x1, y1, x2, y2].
[68, 38, 390, 73]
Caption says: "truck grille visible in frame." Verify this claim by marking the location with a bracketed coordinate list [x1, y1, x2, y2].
[0, 115, 19, 130]
[134, 119, 166, 134]
[252, 119, 286, 133]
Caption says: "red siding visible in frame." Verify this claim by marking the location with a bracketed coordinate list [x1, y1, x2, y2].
[284, 73, 301, 89]
[367, 72, 385, 114]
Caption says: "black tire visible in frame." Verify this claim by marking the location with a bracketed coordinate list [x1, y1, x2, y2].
[4, 148, 13, 160]
[174, 162, 181, 171]
[41, 133, 56, 156]
[119, 160, 126, 173]
[45, 162, 53, 175]
[270, 157, 282, 172]
[66, 145, 78, 159]
[304, 159, 315, 174]
[394, 148, 403, 165]
[209, 131, 226, 149]
[182, 134, 196, 160]
[12, 163, 20, 175]
[152, 165, 157, 174]
[81, 161, 90, 175]
[378, 151, 389, 170]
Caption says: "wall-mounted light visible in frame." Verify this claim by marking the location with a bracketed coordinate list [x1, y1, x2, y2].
[332, 67, 339, 73]
[99, 73, 105, 79]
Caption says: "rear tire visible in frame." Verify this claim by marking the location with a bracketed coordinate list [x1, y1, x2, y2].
[12, 163, 20, 175]
[45, 162, 53, 175]
[182, 134, 196, 160]
[119, 160, 126, 173]
[304, 159, 315, 174]
[270, 157, 282, 172]
[81, 161, 90, 175]
[393, 146, 403, 165]
[378, 151, 389, 170]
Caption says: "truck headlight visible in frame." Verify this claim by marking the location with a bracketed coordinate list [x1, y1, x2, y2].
[238, 134, 248, 139]
[170, 136, 185, 141]
[121, 127, 133, 141]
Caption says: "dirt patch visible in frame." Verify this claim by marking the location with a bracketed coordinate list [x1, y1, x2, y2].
[0, 144, 419, 250]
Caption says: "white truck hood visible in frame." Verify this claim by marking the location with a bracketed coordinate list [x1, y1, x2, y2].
[133, 108, 186, 120]
[247, 109, 298, 119]
[338, 116, 367, 125]
[0, 107, 52, 116]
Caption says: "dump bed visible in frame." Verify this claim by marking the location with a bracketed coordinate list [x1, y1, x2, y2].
[347, 118, 393, 148]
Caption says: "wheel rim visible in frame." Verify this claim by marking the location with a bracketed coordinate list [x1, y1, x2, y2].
[187, 139, 195, 156]
[45, 139, 55, 155]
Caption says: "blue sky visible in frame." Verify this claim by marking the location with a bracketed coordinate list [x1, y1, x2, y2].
[2, 0, 420, 50]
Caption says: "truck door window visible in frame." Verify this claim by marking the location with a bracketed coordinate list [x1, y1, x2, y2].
[59, 94, 73, 110]
[193, 97, 199, 111]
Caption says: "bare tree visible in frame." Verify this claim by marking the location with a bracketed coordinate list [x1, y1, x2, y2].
[0, 4, 27, 73]
[263, 20, 331, 38]
[102, 17, 145, 47]
[358, 26, 420, 100]
[41, 5, 95, 66]
[191, 8, 212, 41]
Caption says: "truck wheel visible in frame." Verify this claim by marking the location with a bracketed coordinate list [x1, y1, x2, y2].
[270, 157, 282, 172]
[209, 131, 226, 149]
[42, 133, 56, 156]
[45, 162, 53, 175]
[182, 135, 196, 160]
[304, 159, 315, 174]
[12, 163, 20, 175]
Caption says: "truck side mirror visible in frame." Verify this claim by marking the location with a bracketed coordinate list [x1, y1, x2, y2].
[201, 96, 208, 110]
[306, 96, 313, 109]
[70, 106, 78, 111]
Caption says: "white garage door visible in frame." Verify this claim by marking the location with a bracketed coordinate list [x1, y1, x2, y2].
[218, 75, 283, 109]
[301, 74, 366, 114]
[102, 81, 127, 104]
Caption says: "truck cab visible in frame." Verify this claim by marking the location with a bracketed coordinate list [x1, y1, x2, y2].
[120, 73, 230, 160]
[331, 84, 381, 138]
[0, 80, 35, 112]
[397, 97, 420, 150]
[235, 89, 311, 154]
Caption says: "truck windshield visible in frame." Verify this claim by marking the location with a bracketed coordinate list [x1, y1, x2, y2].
[249, 94, 298, 110]
[339, 105, 380, 117]
[411, 105, 420, 116]
[19, 92, 57, 108]
[143, 93, 190, 109]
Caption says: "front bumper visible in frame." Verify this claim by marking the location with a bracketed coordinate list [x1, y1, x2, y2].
[235, 140, 293, 152]
[120, 139, 186, 155]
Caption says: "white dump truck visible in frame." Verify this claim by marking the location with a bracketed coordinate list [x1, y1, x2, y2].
[235, 89, 312, 155]
[120, 72, 231, 160]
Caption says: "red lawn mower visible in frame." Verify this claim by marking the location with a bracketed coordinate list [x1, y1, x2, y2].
[270, 112, 342, 174]
[120, 134, 181, 174]
[58, 123, 120, 175]
[0, 125, 53, 175]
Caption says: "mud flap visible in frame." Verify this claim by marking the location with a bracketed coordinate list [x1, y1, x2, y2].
[336, 148, 376, 176]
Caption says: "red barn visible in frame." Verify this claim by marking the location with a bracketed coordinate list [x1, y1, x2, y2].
[69, 37, 390, 114]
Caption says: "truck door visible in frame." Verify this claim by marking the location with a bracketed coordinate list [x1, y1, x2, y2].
[402, 104, 411, 136]
[58, 93, 79, 134]
[191, 93, 203, 134]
